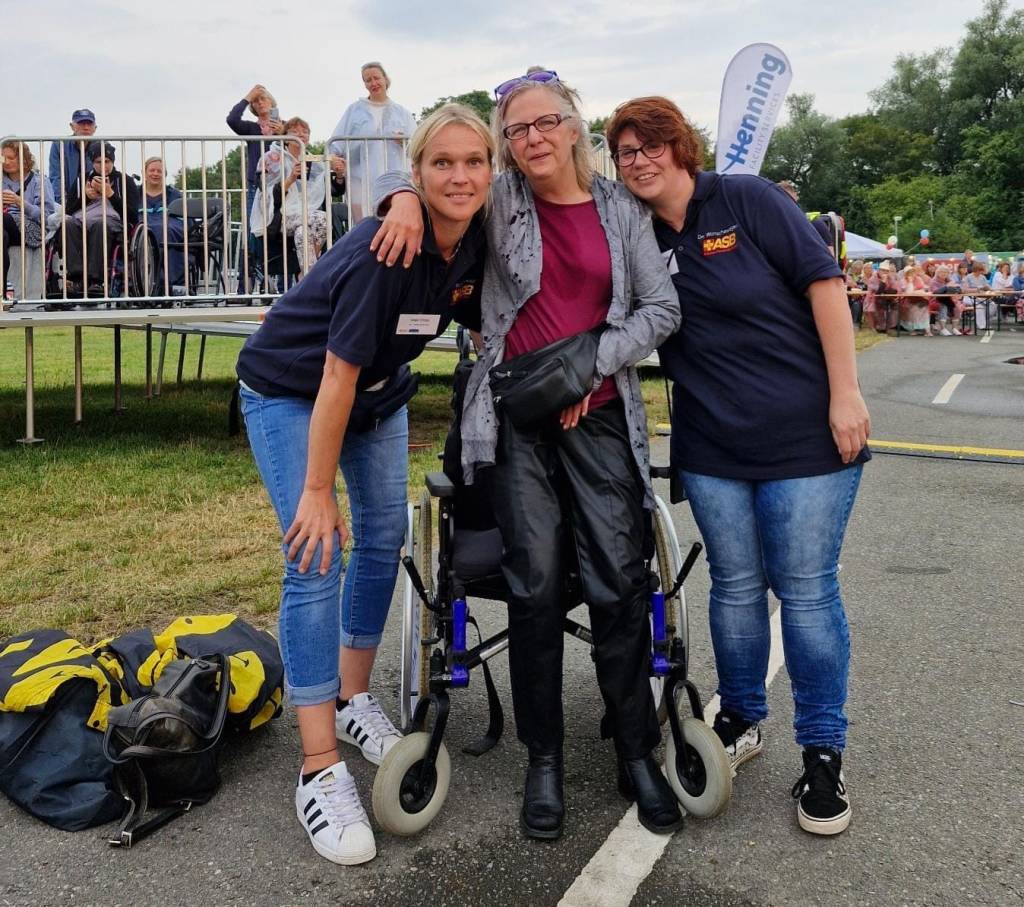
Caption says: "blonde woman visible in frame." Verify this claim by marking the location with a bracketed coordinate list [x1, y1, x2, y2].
[236, 104, 492, 865]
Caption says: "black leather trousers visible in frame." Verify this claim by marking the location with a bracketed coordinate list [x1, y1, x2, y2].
[490, 400, 661, 760]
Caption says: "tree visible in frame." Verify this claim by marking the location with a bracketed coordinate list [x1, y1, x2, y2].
[419, 91, 495, 123]
[760, 94, 849, 212]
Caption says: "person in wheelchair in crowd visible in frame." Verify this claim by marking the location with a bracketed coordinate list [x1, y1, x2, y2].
[2, 140, 55, 293]
[59, 141, 140, 296]
[138, 156, 186, 289]
[235, 104, 492, 866]
[375, 70, 683, 841]
[605, 96, 870, 836]
[249, 117, 328, 279]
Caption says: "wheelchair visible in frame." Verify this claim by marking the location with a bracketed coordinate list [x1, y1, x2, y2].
[41, 222, 128, 309]
[125, 197, 228, 305]
[370, 334, 733, 836]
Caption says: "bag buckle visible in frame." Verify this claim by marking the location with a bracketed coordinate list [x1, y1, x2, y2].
[108, 830, 133, 848]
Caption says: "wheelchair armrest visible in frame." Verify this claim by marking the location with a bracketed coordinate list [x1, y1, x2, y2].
[649, 465, 671, 480]
[425, 472, 456, 498]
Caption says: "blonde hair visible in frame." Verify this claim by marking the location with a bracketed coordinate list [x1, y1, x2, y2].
[493, 78, 595, 192]
[408, 103, 494, 216]
[143, 156, 164, 172]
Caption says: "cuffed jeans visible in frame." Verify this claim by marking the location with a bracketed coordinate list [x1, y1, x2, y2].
[492, 401, 661, 760]
[680, 466, 863, 751]
[240, 386, 408, 707]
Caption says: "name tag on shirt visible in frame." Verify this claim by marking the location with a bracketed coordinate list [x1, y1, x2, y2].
[396, 314, 441, 335]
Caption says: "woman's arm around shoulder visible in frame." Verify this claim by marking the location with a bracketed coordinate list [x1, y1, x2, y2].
[595, 180, 680, 378]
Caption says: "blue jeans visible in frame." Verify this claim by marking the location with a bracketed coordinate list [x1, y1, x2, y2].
[680, 466, 863, 751]
[240, 386, 409, 707]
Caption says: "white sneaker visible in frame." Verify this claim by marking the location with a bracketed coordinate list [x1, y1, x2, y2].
[939, 328, 953, 336]
[336, 692, 402, 766]
[295, 761, 376, 865]
[951, 328, 962, 335]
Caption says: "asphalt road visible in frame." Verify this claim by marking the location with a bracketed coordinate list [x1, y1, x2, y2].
[1, 332, 1022, 907]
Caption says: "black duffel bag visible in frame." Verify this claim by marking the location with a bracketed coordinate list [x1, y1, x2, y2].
[489, 327, 603, 428]
[102, 654, 230, 848]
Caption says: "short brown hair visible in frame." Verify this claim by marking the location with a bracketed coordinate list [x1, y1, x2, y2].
[0, 139, 35, 175]
[605, 96, 703, 177]
[283, 117, 310, 137]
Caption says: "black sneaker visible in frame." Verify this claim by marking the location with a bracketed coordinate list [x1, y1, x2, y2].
[712, 708, 764, 772]
[791, 746, 851, 835]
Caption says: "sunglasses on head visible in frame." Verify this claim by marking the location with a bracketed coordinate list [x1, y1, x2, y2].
[494, 69, 559, 100]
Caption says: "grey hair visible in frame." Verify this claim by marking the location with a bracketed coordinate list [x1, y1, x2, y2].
[361, 61, 390, 89]
[492, 78, 595, 192]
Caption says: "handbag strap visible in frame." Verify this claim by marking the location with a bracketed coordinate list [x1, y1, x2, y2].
[107, 760, 190, 849]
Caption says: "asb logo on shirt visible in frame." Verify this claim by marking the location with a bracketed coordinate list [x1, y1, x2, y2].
[699, 226, 739, 257]
[450, 282, 475, 305]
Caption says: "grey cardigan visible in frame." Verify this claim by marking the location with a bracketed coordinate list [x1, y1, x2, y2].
[376, 169, 680, 507]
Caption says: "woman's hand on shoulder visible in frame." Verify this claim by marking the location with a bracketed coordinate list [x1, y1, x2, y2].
[370, 190, 423, 268]
[829, 389, 870, 464]
[283, 489, 350, 575]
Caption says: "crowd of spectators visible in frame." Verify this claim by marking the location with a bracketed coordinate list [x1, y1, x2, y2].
[844, 253, 1024, 335]
[3, 78, 1023, 313]
[2, 62, 417, 299]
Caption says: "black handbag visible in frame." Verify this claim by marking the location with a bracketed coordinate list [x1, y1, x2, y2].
[348, 364, 420, 433]
[102, 654, 230, 848]
[489, 327, 603, 427]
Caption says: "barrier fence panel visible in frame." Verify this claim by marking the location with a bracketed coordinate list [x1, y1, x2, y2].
[0, 131, 616, 310]
[0, 133, 422, 310]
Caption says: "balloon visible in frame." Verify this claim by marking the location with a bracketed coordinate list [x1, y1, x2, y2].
[921, 229, 930, 238]
[920, 237, 930, 246]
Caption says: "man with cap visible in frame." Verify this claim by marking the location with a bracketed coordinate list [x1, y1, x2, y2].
[59, 140, 139, 294]
[48, 109, 98, 201]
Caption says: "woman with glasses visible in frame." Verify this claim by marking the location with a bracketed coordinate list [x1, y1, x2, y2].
[374, 70, 681, 841]
[604, 97, 870, 837]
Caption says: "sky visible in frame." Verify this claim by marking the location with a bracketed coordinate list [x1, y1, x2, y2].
[2, 0, 989, 147]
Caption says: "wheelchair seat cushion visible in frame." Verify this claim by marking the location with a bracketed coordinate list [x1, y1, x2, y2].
[451, 527, 504, 581]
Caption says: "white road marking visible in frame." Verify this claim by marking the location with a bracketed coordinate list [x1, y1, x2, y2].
[932, 373, 965, 405]
[559, 607, 785, 907]
[980, 330, 994, 344]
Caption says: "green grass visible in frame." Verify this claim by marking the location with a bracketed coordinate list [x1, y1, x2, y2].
[0, 325, 884, 641]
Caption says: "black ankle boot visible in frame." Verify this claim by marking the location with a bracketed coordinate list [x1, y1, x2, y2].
[520, 753, 565, 840]
[618, 753, 684, 834]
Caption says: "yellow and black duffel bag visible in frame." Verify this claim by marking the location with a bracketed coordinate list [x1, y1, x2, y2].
[0, 615, 283, 833]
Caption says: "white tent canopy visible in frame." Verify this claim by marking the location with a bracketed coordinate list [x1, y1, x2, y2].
[846, 231, 902, 259]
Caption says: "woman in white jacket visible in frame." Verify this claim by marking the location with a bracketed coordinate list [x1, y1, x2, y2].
[250, 117, 328, 275]
[329, 62, 415, 222]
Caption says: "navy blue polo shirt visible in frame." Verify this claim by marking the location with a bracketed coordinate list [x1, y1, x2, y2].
[655, 172, 869, 480]
[236, 210, 484, 399]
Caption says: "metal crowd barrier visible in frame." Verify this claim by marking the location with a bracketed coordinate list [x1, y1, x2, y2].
[0, 130, 615, 311]
[0, 133, 421, 310]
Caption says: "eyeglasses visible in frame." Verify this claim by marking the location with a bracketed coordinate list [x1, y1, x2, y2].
[494, 69, 559, 100]
[611, 141, 667, 167]
[502, 113, 567, 141]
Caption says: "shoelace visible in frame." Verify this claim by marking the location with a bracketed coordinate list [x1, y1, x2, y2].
[351, 699, 400, 744]
[317, 772, 368, 828]
[791, 757, 846, 800]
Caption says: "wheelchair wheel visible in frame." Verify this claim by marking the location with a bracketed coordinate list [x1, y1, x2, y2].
[664, 713, 732, 819]
[650, 499, 684, 724]
[415, 490, 434, 706]
[371, 732, 451, 836]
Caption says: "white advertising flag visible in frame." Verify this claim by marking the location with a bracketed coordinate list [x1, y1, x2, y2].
[716, 44, 793, 176]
